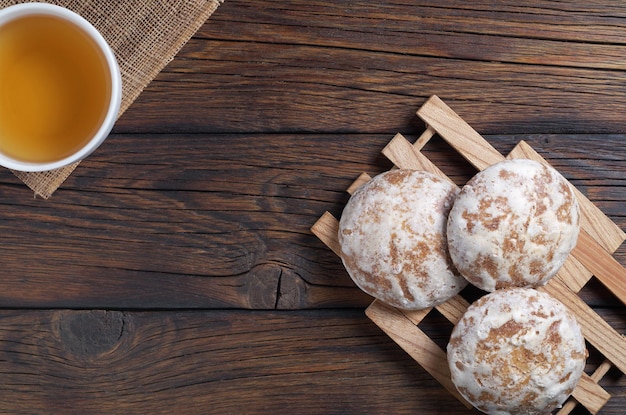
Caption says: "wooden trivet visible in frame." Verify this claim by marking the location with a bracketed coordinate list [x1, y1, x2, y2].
[311, 95, 626, 414]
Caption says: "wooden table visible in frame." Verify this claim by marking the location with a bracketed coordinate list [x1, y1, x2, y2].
[0, 1, 624, 413]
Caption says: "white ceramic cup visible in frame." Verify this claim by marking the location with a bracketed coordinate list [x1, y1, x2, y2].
[0, 3, 121, 172]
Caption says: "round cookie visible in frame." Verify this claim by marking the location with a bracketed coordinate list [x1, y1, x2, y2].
[447, 288, 587, 415]
[447, 159, 580, 292]
[338, 169, 467, 310]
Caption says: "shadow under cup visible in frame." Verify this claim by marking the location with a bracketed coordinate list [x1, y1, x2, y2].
[0, 3, 121, 172]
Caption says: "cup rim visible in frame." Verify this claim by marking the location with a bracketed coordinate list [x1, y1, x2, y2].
[0, 2, 122, 172]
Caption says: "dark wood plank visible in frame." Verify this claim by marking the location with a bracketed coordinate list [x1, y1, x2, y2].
[117, 0, 626, 135]
[0, 132, 623, 309]
[0, 308, 622, 414]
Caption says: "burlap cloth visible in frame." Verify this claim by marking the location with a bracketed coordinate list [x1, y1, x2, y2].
[1, 0, 223, 198]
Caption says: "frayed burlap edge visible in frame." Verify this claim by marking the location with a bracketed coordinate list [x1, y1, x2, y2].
[3, 0, 224, 198]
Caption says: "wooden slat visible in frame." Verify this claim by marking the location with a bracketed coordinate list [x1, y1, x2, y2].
[434, 295, 470, 326]
[415, 97, 626, 304]
[508, 140, 626, 254]
[382, 133, 452, 182]
[412, 125, 437, 151]
[568, 372, 612, 415]
[416, 95, 505, 170]
[508, 141, 626, 303]
[311, 211, 341, 257]
[417, 98, 625, 254]
[552, 255, 593, 294]
[558, 360, 614, 415]
[347, 172, 372, 195]
[365, 300, 473, 410]
[540, 277, 626, 374]
[418, 100, 626, 254]
[571, 230, 626, 305]
[397, 307, 432, 327]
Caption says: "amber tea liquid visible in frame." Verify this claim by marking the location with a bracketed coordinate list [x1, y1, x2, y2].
[0, 14, 111, 163]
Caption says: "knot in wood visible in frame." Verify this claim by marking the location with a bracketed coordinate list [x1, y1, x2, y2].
[56, 310, 127, 360]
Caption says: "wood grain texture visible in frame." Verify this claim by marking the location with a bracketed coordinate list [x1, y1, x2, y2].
[0, 0, 624, 413]
[0, 132, 623, 310]
[0, 308, 619, 415]
[0, 309, 468, 415]
[118, 0, 626, 135]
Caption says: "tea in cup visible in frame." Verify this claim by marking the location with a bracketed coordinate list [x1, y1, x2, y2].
[0, 3, 121, 172]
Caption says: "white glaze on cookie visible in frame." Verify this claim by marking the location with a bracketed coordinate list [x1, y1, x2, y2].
[447, 288, 587, 415]
[447, 159, 580, 292]
[338, 169, 467, 310]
